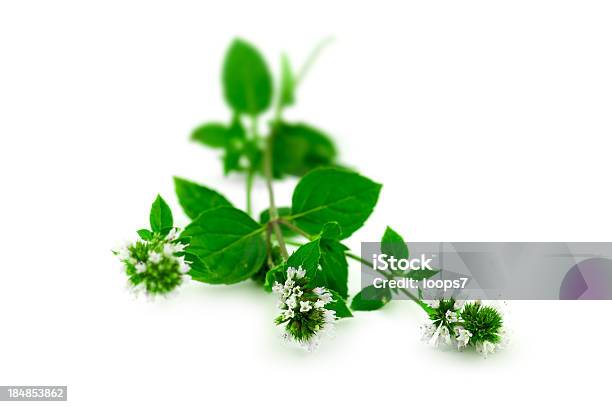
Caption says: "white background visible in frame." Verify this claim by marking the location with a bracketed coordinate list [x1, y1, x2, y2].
[1, 0, 611, 405]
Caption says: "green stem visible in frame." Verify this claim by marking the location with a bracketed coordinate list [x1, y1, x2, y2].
[277, 219, 313, 240]
[246, 169, 254, 216]
[264, 131, 288, 260]
[295, 37, 334, 87]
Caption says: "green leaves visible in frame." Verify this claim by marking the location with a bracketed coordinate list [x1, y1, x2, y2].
[191, 123, 230, 148]
[272, 123, 336, 177]
[174, 177, 232, 220]
[181, 207, 266, 284]
[150, 195, 173, 234]
[279, 54, 295, 108]
[350, 285, 392, 311]
[222, 39, 273, 115]
[381, 226, 408, 260]
[291, 168, 382, 239]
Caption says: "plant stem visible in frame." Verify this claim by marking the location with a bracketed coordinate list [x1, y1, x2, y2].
[277, 219, 313, 240]
[264, 130, 288, 260]
[246, 168, 254, 216]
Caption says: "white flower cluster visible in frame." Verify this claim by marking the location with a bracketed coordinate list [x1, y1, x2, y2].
[273, 266, 336, 351]
[114, 228, 191, 295]
[420, 299, 508, 358]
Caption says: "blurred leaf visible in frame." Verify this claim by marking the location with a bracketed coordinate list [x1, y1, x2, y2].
[279, 54, 295, 107]
[173, 177, 233, 220]
[191, 123, 228, 148]
[273, 122, 336, 177]
[137, 229, 153, 241]
[149, 195, 173, 235]
[222, 39, 273, 115]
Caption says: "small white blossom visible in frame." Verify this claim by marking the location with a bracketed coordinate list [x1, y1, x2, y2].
[455, 327, 472, 349]
[300, 301, 312, 313]
[476, 341, 496, 358]
[318, 291, 333, 304]
[445, 310, 458, 323]
[438, 325, 452, 346]
[292, 286, 303, 297]
[148, 252, 162, 264]
[314, 299, 325, 308]
[286, 295, 298, 310]
[176, 256, 190, 274]
[420, 323, 437, 342]
[272, 282, 284, 295]
[166, 228, 178, 241]
[135, 262, 146, 274]
[116, 246, 131, 261]
[283, 309, 295, 319]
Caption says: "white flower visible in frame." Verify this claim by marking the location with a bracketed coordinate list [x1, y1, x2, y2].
[476, 341, 496, 357]
[135, 262, 146, 274]
[272, 282, 284, 295]
[313, 287, 324, 295]
[182, 274, 192, 283]
[162, 244, 175, 256]
[166, 228, 178, 240]
[300, 301, 312, 313]
[445, 310, 459, 323]
[292, 286, 303, 297]
[176, 256, 190, 274]
[285, 295, 298, 310]
[455, 327, 472, 349]
[283, 309, 295, 319]
[286, 266, 306, 280]
[318, 291, 333, 305]
[420, 323, 437, 342]
[116, 245, 131, 261]
[148, 252, 162, 264]
[438, 325, 452, 346]
[323, 309, 336, 323]
[314, 299, 325, 308]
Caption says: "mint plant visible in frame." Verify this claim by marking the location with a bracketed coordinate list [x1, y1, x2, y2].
[114, 38, 507, 356]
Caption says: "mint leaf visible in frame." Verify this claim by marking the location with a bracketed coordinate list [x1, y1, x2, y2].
[326, 290, 353, 318]
[174, 177, 232, 220]
[318, 239, 349, 298]
[137, 229, 153, 241]
[381, 226, 408, 260]
[264, 262, 286, 292]
[351, 285, 392, 311]
[291, 168, 382, 239]
[287, 240, 320, 273]
[279, 54, 295, 107]
[272, 123, 336, 177]
[191, 123, 228, 148]
[181, 207, 266, 284]
[222, 39, 273, 115]
[149, 195, 173, 234]
[319, 221, 341, 240]
[259, 207, 297, 237]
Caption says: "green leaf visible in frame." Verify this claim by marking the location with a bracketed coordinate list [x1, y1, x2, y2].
[264, 262, 286, 292]
[279, 54, 295, 107]
[291, 168, 382, 239]
[381, 226, 408, 260]
[174, 177, 232, 220]
[351, 285, 392, 311]
[191, 123, 228, 148]
[137, 229, 153, 241]
[272, 123, 336, 177]
[326, 290, 353, 318]
[319, 221, 341, 240]
[287, 240, 320, 274]
[259, 207, 297, 237]
[181, 207, 266, 284]
[405, 268, 440, 281]
[317, 239, 349, 298]
[222, 39, 273, 115]
[149, 195, 173, 234]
